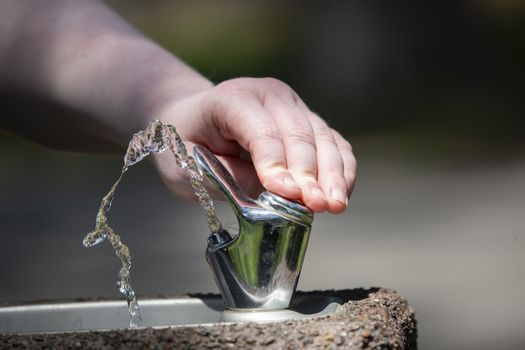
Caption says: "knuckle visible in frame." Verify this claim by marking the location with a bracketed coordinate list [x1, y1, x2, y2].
[216, 79, 248, 98]
[313, 114, 329, 126]
[315, 127, 337, 146]
[259, 77, 290, 93]
[256, 127, 282, 142]
[287, 127, 316, 147]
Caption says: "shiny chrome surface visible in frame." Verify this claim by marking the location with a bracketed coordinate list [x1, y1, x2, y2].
[0, 295, 340, 334]
[220, 295, 341, 323]
[194, 146, 313, 310]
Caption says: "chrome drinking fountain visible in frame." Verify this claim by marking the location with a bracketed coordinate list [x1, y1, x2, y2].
[0, 144, 416, 342]
[193, 145, 313, 311]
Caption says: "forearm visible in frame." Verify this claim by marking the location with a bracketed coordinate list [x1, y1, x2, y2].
[0, 0, 212, 147]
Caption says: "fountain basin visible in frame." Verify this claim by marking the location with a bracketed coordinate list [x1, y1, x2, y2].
[0, 289, 417, 349]
[0, 294, 340, 334]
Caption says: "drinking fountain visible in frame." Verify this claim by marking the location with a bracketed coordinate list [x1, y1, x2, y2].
[0, 146, 417, 349]
[194, 146, 312, 311]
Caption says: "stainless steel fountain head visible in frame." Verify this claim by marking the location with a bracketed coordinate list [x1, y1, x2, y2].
[194, 145, 313, 311]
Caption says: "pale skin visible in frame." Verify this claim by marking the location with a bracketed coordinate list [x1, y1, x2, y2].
[0, 0, 356, 213]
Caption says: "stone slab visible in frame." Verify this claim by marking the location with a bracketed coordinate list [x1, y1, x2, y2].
[0, 288, 417, 349]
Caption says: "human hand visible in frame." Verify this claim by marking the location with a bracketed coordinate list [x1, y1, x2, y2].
[0, 1, 355, 213]
[152, 77, 356, 213]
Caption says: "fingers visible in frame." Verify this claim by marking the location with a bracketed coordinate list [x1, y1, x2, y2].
[331, 129, 357, 197]
[306, 113, 348, 213]
[208, 78, 355, 213]
[211, 87, 302, 200]
[263, 93, 328, 212]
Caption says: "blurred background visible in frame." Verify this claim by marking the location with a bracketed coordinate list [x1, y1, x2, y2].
[1, 1, 524, 349]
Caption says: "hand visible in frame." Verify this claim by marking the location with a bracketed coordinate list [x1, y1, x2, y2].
[152, 77, 356, 213]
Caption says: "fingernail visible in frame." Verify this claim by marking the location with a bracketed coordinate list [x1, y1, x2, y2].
[282, 173, 300, 190]
[331, 187, 348, 205]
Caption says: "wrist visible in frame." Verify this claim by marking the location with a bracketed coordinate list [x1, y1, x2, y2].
[135, 62, 214, 133]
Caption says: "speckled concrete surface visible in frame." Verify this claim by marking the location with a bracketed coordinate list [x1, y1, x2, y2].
[1, 288, 417, 349]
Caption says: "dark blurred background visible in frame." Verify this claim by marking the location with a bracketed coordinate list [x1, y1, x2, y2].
[1, 1, 524, 349]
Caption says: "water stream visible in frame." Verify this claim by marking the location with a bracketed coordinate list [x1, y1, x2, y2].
[82, 119, 222, 327]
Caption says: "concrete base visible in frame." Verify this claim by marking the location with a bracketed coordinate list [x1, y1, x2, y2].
[1, 288, 417, 349]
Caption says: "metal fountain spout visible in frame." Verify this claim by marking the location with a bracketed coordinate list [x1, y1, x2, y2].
[193, 145, 314, 311]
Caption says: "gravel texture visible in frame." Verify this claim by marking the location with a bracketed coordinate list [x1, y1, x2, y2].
[1, 288, 417, 349]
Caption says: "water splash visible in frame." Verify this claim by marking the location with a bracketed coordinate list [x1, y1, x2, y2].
[83, 119, 222, 327]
